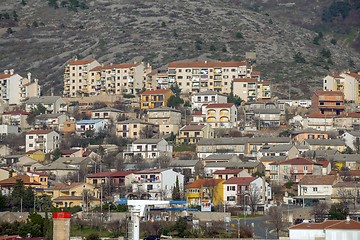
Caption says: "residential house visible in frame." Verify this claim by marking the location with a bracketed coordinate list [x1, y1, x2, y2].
[60, 120, 76, 135]
[131, 168, 184, 199]
[147, 107, 182, 135]
[334, 112, 360, 130]
[257, 144, 299, 161]
[44, 182, 99, 209]
[123, 138, 173, 160]
[186, 178, 224, 207]
[91, 107, 124, 122]
[36, 157, 95, 179]
[332, 181, 360, 205]
[20, 73, 41, 102]
[205, 103, 237, 128]
[328, 154, 360, 170]
[11, 155, 44, 172]
[288, 218, 360, 240]
[25, 96, 67, 114]
[0, 175, 41, 195]
[213, 169, 250, 180]
[324, 72, 360, 104]
[177, 124, 214, 144]
[25, 172, 49, 188]
[302, 139, 346, 152]
[0, 168, 11, 181]
[75, 119, 107, 136]
[290, 129, 329, 143]
[223, 177, 271, 208]
[25, 150, 46, 162]
[317, 160, 332, 175]
[191, 90, 228, 110]
[0, 125, 19, 135]
[0, 71, 23, 105]
[233, 78, 271, 102]
[2, 110, 30, 129]
[60, 148, 85, 158]
[296, 175, 338, 205]
[196, 137, 249, 159]
[116, 119, 157, 139]
[63, 58, 101, 97]
[140, 89, 174, 110]
[25, 130, 60, 153]
[169, 159, 200, 183]
[311, 90, 345, 116]
[247, 137, 292, 157]
[0, 145, 12, 157]
[167, 61, 252, 94]
[303, 112, 335, 131]
[34, 113, 67, 131]
[252, 108, 281, 129]
[341, 131, 360, 151]
[269, 158, 323, 183]
[260, 155, 287, 178]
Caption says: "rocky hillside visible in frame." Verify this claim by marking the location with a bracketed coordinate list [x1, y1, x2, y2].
[1, 0, 360, 98]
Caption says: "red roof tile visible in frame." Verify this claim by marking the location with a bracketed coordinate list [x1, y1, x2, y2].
[3, 110, 29, 115]
[0, 74, 11, 79]
[141, 89, 173, 95]
[90, 63, 139, 71]
[330, 73, 344, 79]
[325, 219, 360, 229]
[345, 73, 360, 79]
[233, 78, 257, 83]
[206, 103, 234, 108]
[223, 177, 257, 185]
[289, 220, 341, 230]
[187, 179, 224, 188]
[87, 170, 136, 178]
[69, 59, 95, 65]
[317, 160, 330, 167]
[0, 175, 41, 186]
[168, 61, 247, 68]
[271, 157, 314, 165]
[300, 175, 337, 185]
[314, 90, 344, 96]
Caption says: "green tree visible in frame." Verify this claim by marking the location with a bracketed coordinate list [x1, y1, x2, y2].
[329, 203, 349, 220]
[293, 52, 306, 63]
[172, 176, 181, 200]
[27, 103, 47, 125]
[0, 191, 8, 210]
[342, 146, 354, 154]
[36, 195, 52, 212]
[52, 148, 61, 161]
[209, 44, 216, 51]
[48, 0, 59, 9]
[235, 32, 243, 39]
[10, 179, 26, 210]
[21, 0, 27, 6]
[320, 48, 332, 59]
[32, 21, 39, 28]
[13, 10, 18, 21]
[170, 83, 181, 96]
[167, 95, 184, 108]
[6, 27, 13, 34]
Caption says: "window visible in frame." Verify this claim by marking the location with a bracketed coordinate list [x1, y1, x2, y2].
[227, 186, 236, 191]
[133, 124, 137, 128]
[243, 84, 246, 87]
[29, 136, 34, 139]
[313, 187, 318, 192]
[304, 166, 308, 171]
[227, 196, 236, 201]
[29, 144, 33, 147]
[147, 185, 153, 191]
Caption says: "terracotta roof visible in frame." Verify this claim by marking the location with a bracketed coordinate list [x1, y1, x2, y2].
[223, 177, 257, 185]
[205, 103, 234, 108]
[141, 89, 173, 95]
[271, 158, 315, 165]
[329, 73, 344, 79]
[90, 63, 139, 71]
[23, 82, 35, 87]
[60, 149, 80, 155]
[3, 110, 29, 115]
[187, 179, 224, 188]
[68, 59, 95, 65]
[306, 112, 326, 118]
[289, 220, 341, 230]
[233, 78, 257, 83]
[168, 61, 247, 68]
[213, 169, 244, 174]
[345, 72, 360, 79]
[333, 181, 359, 188]
[193, 111, 202, 116]
[252, 71, 260, 75]
[26, 130, 54, 134]
[335, 112, 360, 118]
[299, 175, 337, 185]
[0, 74, 11, 79]
[349, 170, 360, 176]
[314, 90, 344, 96]
[47, 182, 84, 190]
[316, 160, 330, 167]
[325, 219, 360, 229]
[0, 175, 41, 186]
[87, 170, 136, 178]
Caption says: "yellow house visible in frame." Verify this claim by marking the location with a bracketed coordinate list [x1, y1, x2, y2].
[302, 139, 346, 152]
[186, 178, 224, 207]
[44, 182, 100, 209]
[177, 124, 214, 144]
[140, 89, 174, 110]
[25, 172, 49, 188]
[25, 150, 46, 162]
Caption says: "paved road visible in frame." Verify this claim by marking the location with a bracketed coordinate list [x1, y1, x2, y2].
[231, 216, 277, 239]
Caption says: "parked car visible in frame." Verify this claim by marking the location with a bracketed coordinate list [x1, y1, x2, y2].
[294, 218, 304, 224]
[144, 235, 160, 240]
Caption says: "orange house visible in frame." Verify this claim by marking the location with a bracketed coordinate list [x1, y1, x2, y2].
[61, 120, 76, 134]
[140, 89, 174, 109]
[311, 90, 344, 116]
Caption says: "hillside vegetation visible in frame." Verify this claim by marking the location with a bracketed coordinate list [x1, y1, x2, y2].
[0, 0, 360, 98]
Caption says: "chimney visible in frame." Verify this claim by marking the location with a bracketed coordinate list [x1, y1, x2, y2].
[27, 72, 31, 82]
[346, 215, 350, 224]
[4, 70, 9, 74]
[9, 69, 14, 75]
[205, 61, 208, 63]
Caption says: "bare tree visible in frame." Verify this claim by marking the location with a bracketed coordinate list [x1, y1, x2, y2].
[339, 167, 352, 182]
[248, 184, 262, 215]
[140, 125, 155, 138]
[154, 155, 171, 168]
[337, 188, 358, 208]
[311, 202, 329, 222]
[267, 206, 285, 239]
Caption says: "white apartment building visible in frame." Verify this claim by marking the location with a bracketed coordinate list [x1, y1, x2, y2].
[20, 72, 41, 102]
[167, 61, 252, 94]
[0, 71, 22, 105]
[323, 72, 360, 104]
[64, 58, 151, 97]
[131, 168, 184, 199]
[63, 59, 101, 97]
[204, 103, 237, 128]
[123, 138, 173, 160]
[25, 130, 60, 153]
[147, 107, 181, 135]
[191, 90, 228, 110]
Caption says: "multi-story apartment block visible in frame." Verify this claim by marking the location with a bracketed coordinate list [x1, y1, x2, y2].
[205, 103, 237, 128]
[25, 96, 67, 114]
[25, 130, 60, 153]
[64, 59, 101, 97]
[140, 88, 174, 110]
[147, 107, 181, 135]
[191, 90, 228, 110]
[2, 110, 30, 129]
[146, 69, 169, 89]
[323, 72, 360, 104]
[116, 119, 157, 139]
[311, 90, 345, 116]
[233, 78, 271, 102]
[167, 61, 252, 94]
[64, 58, 151, 97]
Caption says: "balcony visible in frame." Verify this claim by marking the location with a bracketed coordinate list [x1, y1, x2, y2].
[35, 138, 46, 143]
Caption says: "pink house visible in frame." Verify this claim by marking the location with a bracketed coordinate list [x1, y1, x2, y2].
[269, 158, 322, 183]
